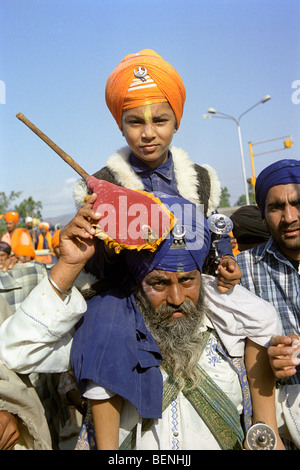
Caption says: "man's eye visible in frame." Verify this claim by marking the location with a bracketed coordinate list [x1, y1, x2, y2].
[180, 277, 194, 285]
[129, 120, 142, 125]
[151, 281, 166, 288]
[291, 199, 300, 207]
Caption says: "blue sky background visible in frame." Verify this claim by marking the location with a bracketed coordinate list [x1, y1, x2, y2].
[1, 0, 299, 219]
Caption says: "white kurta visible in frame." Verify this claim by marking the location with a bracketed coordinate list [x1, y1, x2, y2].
[117, 328, 243, 450]
[0, 276, 86, 373]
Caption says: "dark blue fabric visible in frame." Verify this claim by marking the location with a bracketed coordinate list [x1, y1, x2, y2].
[71, 286, 163, 419]
[255, 159, 300, 217]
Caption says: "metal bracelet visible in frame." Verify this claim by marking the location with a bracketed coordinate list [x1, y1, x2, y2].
[246, 421, 277, 450]
[48, 273, 72, 296]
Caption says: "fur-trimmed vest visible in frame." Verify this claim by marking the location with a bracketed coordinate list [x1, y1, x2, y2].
[73, 146, 221, 218]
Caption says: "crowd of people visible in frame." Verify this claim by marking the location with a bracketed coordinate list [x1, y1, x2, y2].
[0, 213, 61, 267]
[0, 49, 299, 452]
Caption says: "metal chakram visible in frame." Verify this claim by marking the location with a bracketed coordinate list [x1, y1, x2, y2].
[246, 422, 277, 450]
[207, 213, 233, 235]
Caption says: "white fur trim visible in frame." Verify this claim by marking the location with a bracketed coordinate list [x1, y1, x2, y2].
[105, 147, 145, 190]
[74, 270, 98, 293]
[201, 163, 221, 213]
[73, 179, 89, 209]
[171, 146, 201, 207]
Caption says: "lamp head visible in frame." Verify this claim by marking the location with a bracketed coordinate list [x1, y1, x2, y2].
[261, 94, 271, 103]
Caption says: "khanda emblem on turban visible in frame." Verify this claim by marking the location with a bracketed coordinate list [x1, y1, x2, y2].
[134, 66, 147, 82]
[170, 224, 187, 249]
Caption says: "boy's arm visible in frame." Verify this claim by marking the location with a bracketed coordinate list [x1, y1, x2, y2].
[245, 338, 285, 450]
[90, 395, 123, 450]
[216, 256, 241, 293]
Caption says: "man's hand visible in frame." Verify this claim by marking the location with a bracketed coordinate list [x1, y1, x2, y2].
[268, 334, 300, 379]
[49, 193, 102, 295]
[0, 257, 18, 273]
[58, 193, 101, 267]
[0, 411, 19, 450]
[216, 257, 241, 293]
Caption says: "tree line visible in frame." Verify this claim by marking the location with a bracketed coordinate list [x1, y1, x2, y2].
[218, 184, 255, 208]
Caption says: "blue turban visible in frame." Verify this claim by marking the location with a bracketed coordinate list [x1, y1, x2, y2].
[255, 159, 300, 217]
[124, 193, 211, 284]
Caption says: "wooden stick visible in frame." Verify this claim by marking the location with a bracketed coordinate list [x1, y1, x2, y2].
[16, 113, 90, 181]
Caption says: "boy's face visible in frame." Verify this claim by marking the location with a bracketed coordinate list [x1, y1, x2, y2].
[0, 251, 10, 263]
[121, 102, 177, 169]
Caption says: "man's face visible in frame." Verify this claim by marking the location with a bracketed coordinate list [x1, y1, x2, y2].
[5, 221, 16, 233]
[136, 269, 206, 388]
[264, 183, 300, 260]
[121, 102, 177, 169]
[15, 255, 32, 263]
[140, 269, 201, 315]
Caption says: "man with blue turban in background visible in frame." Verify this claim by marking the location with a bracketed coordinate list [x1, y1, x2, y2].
[236, 159, 300, 449]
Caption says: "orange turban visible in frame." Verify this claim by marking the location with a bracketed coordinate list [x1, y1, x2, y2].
[14, 244, 36, 259]
[105, 49, 186, 130]
[52, 229, 60, 248]
[4, 212, 19, 223]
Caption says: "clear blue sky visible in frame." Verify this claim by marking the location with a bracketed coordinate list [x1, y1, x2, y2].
[1, 0, 299, 219]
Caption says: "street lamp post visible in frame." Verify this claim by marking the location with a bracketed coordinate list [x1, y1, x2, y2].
[203, 95, 271, 205]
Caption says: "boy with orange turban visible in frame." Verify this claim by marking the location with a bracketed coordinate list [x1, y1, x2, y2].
[72, 49, 242, 449]
[74, 49, 239, 287]
[1, 212, 33, 254]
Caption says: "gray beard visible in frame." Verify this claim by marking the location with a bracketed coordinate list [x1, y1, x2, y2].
[135, 282, 209, 391]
